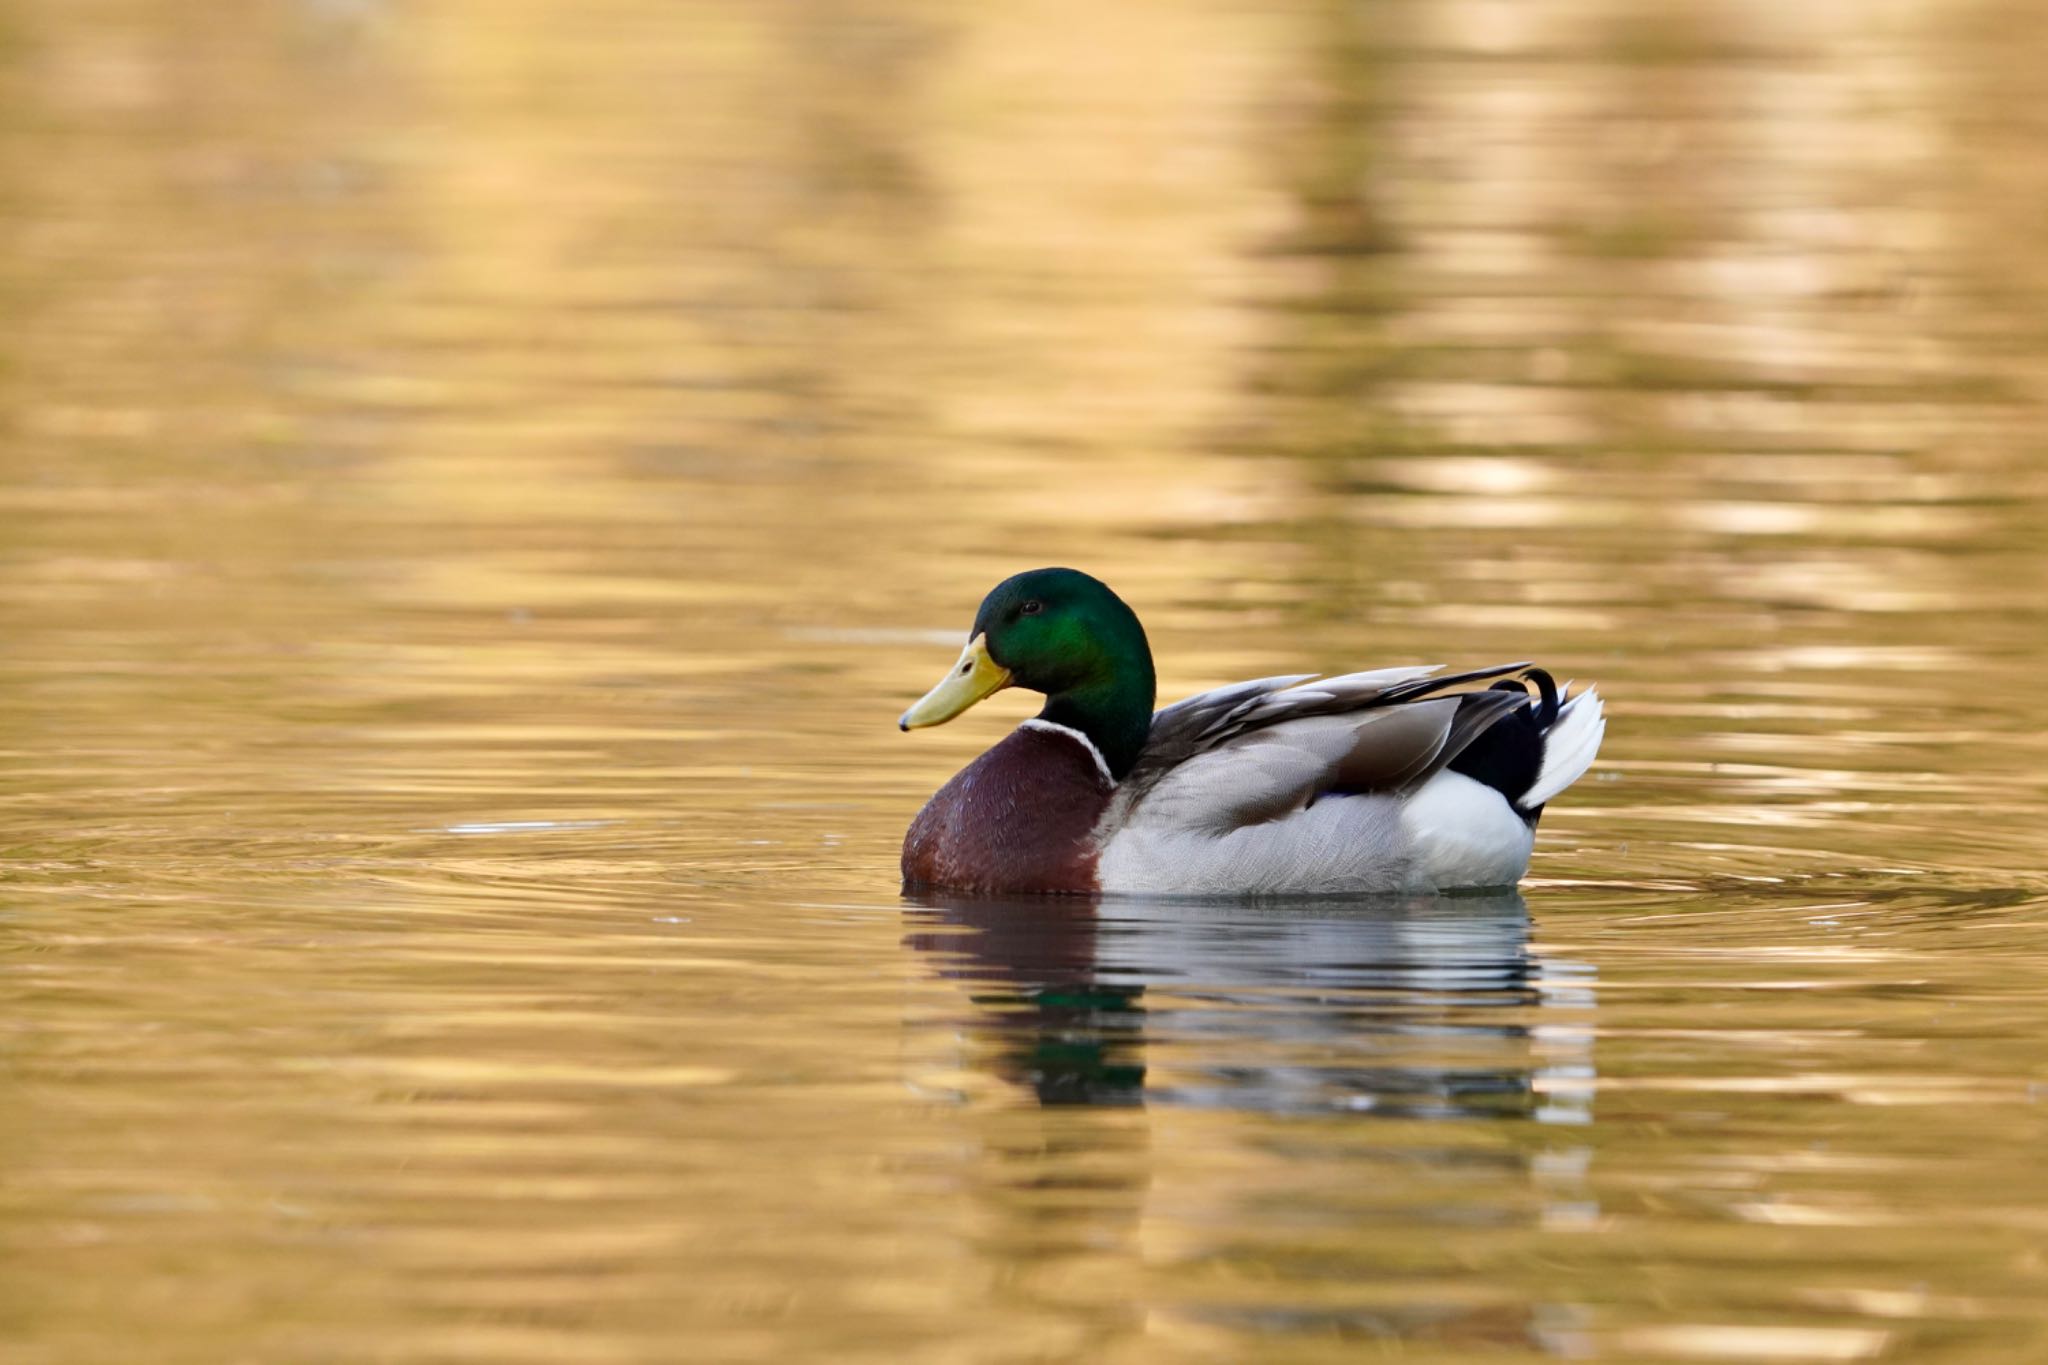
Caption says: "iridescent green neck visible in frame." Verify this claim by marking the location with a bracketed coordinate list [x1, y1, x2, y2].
[1038, 652, 1154, 782]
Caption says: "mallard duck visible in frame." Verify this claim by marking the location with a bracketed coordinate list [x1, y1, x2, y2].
[899, 567, 1604, 895]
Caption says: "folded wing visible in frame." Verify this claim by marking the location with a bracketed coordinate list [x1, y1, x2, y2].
[1114, 663, 1561, 835]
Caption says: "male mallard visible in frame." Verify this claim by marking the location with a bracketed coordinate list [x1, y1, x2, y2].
[899, 567, 1604, 895]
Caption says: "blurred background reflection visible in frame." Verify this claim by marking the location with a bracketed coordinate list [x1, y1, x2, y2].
[2, 0, 2046, 1360]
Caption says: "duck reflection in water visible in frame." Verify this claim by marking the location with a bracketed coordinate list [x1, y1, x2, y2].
[903, 888, 1595, 1121]
[903, 891, 1600, 1351]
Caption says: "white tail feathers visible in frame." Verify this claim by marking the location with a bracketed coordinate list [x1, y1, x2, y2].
[1520, 686, 1605, 809]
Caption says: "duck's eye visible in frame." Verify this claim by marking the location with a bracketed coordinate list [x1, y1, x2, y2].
[1020, 600, 1043, 616]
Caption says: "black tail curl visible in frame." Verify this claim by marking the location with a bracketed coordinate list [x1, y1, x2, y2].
[1458, 667, 1562, 824]
[1491, 667, 1559, 726]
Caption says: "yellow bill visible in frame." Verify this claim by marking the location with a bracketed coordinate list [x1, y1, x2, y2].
[900, 633, 1012, 730]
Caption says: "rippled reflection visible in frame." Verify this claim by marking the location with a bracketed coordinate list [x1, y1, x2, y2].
[905, 890, 1606, 1351]
[908, 889, 1596, 1122]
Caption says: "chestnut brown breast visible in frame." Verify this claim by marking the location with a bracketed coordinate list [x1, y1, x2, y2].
[901, 726, 1114, 894]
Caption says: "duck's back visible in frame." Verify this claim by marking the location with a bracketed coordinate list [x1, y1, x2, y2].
[901, 723, 1115, 895]
[1092, 666, 1603, 895]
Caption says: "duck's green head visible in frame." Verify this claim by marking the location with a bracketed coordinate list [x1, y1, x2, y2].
[899, 567, 1157, 779]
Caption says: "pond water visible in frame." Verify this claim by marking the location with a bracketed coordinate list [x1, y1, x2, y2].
[4, 0, 2047, 1360]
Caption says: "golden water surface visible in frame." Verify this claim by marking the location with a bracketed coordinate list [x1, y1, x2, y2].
[4, 1, 2047, 1360]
